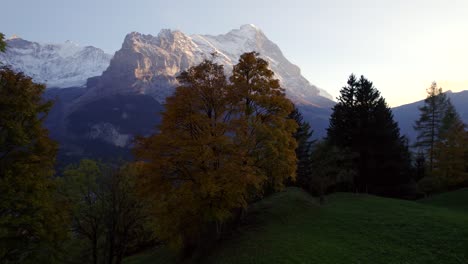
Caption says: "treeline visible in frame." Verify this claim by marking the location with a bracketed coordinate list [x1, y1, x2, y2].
[0, 34, 154, 264]
[415, 82, 468, 192]
[293, 76, 468, 200]
[1, 30, 467, 263]
[0, 65, 153, 263]
[292, 75, 468, 200]
[294, 74, 413, 199]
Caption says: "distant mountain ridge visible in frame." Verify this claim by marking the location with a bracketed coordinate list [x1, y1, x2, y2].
[393, 90, 468, 144]
[0, 37, 112, 88]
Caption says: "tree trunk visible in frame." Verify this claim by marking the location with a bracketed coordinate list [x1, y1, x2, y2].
[108, 230, 115, 264]
[92, 233, 98, 264]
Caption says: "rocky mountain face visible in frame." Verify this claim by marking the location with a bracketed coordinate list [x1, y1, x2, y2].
[81, 25, 334, 108]
[0, 37, 112, 88]
[5, 25, 336, 163]
[192, 24, 333, 106]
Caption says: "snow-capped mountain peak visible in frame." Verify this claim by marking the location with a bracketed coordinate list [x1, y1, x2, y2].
[0, 38, 112, 88]
[2, 25, 334, 107]
[235, 23, 262, 37]
[38, 25, 336, 158]
[54, 40, 83, 58]
[8, 34, 21, 40]
[80, 25, 333, 108]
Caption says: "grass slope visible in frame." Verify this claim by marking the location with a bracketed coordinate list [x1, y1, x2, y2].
[126, 188, 468, 264]
[420, 188, 468, 212]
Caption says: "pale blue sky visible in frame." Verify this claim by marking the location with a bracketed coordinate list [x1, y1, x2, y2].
[3, 0, 468, 106]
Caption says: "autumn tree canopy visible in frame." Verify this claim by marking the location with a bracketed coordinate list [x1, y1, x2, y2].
[135, 59, 257, 252]
[134, 53, 297, 254]
[229, 52, 297, 194]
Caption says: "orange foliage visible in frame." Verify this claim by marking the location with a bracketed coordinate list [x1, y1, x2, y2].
[134, 54, 297, 251]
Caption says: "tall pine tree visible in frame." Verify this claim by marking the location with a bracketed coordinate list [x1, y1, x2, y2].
[414, 82, 451, 171]
[288, 107, 314, 189]
[327, 74, 411, 195]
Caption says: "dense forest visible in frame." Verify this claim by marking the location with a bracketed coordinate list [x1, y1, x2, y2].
[1, 33, 467, 264]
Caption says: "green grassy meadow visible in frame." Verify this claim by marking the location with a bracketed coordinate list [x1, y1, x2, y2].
[126, 188, 468, 264]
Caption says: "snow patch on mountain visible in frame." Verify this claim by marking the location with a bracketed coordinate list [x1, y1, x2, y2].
[318, 87, 335, 100]
[84, 24, 333, 107]
[2, 26, 334, 107]
[0, 38, 112, 88]
[189, 24, 330, 106]
[88, 122, 131, 147]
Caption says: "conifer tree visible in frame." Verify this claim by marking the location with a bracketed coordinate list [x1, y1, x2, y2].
[414, 151, 426, 181]
[414, 82, 451, 171]
[288, 107, 314, 189]
[327, 74, 411, 194]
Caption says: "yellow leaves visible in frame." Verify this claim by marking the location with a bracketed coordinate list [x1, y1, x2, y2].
[433, 120, 468, 187]
[134, 54, 298, 251]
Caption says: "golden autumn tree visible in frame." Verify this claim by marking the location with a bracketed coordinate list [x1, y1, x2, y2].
[433, 115, 468, 188]
[134, 60, 263, 253]
[229, 52, 297, 193]
[134, 53, 298, 255]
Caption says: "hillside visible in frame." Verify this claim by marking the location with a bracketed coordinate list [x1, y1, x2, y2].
[420, 188, 468, 212]
[126, 188, 468, 264]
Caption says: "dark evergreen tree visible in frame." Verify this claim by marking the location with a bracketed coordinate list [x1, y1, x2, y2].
[327, 74, 411, 195]
[327, 75, 358, 148]
[288, 107, 314, 188]
[439, 99, 460, 137]
[414, 151, 426, 182]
